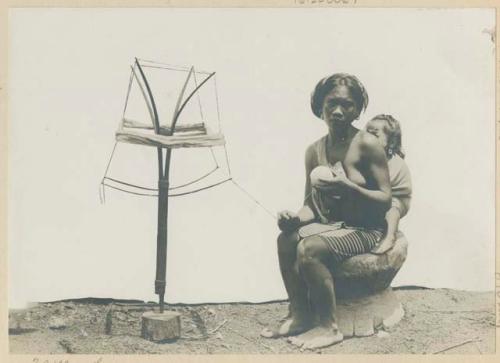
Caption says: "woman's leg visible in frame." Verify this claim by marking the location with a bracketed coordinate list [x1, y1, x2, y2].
[289, 228, 383, 348]
[261, 231, 312, 338]
[277, 231, 311, 321]
[289, 236, 343, 349]
[298, 236, 337, 325]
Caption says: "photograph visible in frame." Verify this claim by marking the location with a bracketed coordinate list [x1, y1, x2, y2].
[5, 5, 497, 356]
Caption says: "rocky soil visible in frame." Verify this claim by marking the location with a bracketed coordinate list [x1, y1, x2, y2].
[9, 287, 496, 354]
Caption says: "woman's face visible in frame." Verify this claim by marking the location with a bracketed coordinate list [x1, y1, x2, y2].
[365, 119, 389, 151]
[321, 85, 359, 129]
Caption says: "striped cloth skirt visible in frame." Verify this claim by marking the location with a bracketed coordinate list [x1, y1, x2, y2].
[298, 222, 383, 263]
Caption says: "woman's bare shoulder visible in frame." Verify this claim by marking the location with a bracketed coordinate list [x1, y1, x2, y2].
[354, 130, 386, 160]
[305, 136, 327, 166]
[305, 135, 326, 154]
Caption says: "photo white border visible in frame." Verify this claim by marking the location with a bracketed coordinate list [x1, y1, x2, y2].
[0, 1, 498, 362]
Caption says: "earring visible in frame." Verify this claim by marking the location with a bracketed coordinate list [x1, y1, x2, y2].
[388, 148, 393, 156]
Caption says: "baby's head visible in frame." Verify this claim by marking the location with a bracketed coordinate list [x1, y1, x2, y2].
[365, 114, 405, 159]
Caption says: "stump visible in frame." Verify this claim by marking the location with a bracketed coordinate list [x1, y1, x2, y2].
[332, 232, 408, 337]
[141, 311, 181, 342]
[336, 287, 404, 337]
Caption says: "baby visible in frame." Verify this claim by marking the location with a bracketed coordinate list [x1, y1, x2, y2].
[365, 114, 412, 254]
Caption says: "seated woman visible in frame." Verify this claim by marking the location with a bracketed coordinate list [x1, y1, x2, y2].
[309, 114, 412, 254]
[261, 73, 392, 349]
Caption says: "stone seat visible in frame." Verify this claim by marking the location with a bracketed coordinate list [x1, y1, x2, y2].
[331, 232, 408, 337]
[332, 231, 408, 299]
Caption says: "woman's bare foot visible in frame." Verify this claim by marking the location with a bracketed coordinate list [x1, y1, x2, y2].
[289, 325, 343, 350]
[287, 327, 318, 347]
[260, 317, 311, 338]
[371, 235, 395, 255]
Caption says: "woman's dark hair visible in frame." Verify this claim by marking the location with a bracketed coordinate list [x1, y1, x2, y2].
[310, 73, 369, 119]
[370, 114, 405, 159]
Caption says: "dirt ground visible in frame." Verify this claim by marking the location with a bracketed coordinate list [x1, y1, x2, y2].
[9, 287, 496, 354]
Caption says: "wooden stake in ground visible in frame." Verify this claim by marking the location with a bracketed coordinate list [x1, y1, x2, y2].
[141, 311, 181, 342]
[134, 60, 216, 312]
[134, 58, 171, 313]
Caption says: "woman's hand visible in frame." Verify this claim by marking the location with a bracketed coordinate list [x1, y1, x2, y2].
[277, 210, 301, 232]
[314, 174, 355, 196]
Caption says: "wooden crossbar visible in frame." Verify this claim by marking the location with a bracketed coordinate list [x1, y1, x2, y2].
[122, 117, 207, 135]
[116, 128, 225, 148]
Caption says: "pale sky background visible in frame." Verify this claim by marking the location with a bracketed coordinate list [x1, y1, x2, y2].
[8, 8, 495, 308]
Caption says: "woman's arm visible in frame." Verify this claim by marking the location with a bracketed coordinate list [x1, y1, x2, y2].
[301, 143, 318, 223]
[277, 145, 316, 232]
[351, 133, 392, 208]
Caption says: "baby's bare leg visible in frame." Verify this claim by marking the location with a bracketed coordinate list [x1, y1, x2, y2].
[372, 207, 400, 255]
